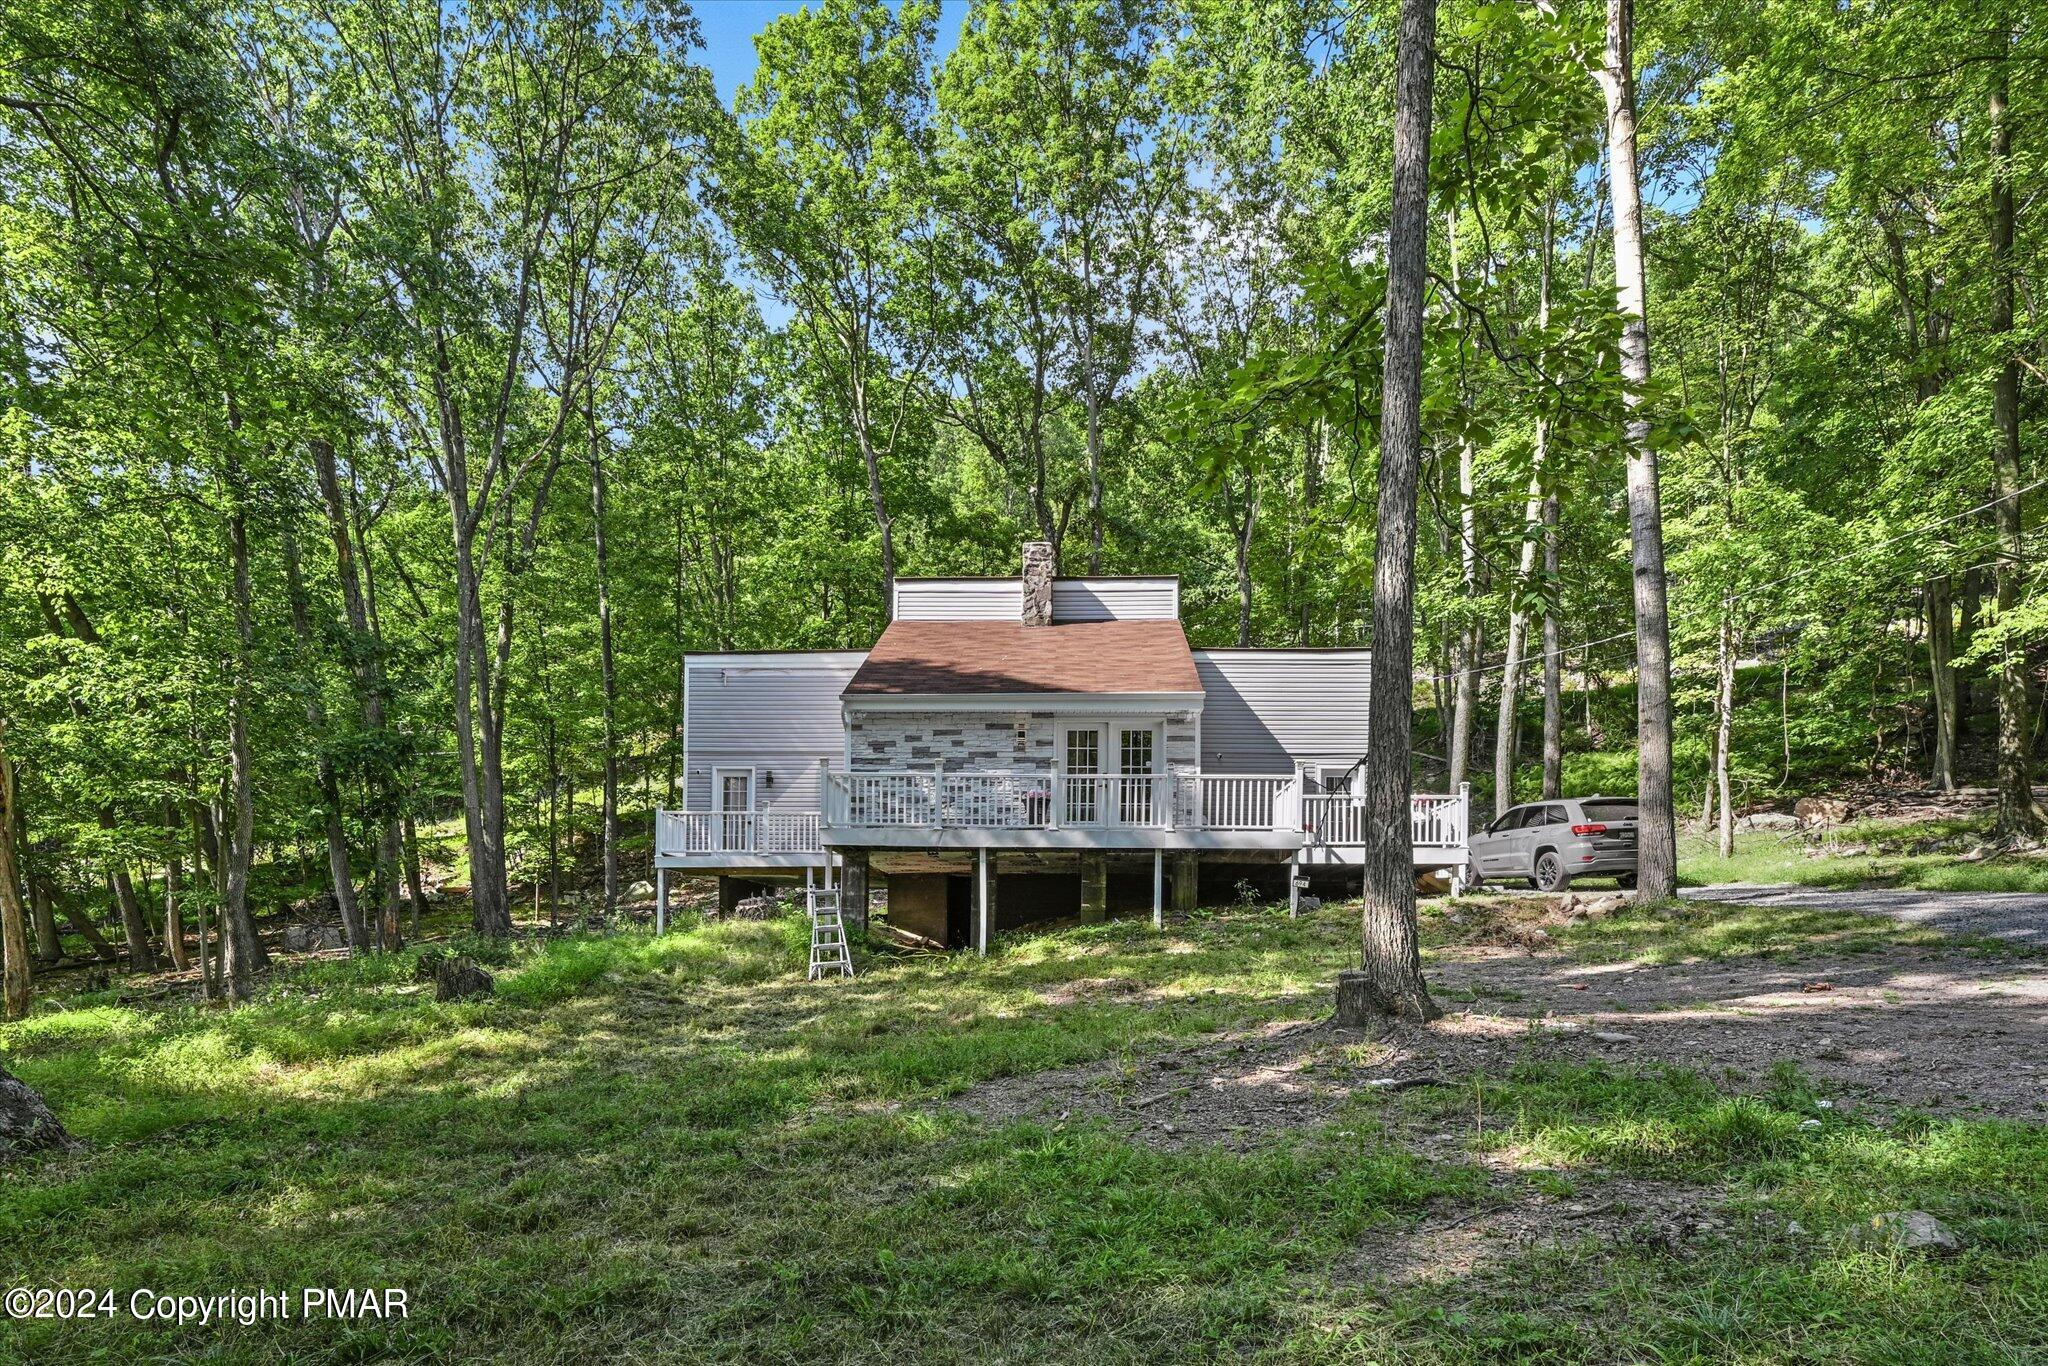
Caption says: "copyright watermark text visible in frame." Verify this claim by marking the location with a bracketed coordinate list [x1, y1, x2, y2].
[6, 1285, 408, 1326]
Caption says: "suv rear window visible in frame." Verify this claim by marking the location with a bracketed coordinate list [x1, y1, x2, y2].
[1580, 800, 1638, 822]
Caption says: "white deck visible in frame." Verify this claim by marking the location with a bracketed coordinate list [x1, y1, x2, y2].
[656, 771, 1468, 872]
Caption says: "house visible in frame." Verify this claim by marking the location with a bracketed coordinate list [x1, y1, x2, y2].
[654, 542, 1470, 950]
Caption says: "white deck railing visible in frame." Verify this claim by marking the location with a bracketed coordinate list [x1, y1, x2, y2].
[658, 774, 1467, 857]
[656, 809, 820, 856]
[1302, 787, 1469, 852]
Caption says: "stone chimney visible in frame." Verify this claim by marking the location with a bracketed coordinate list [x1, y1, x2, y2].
[1020, 540, 1054, 626]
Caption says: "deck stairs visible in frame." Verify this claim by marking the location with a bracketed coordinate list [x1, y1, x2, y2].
[807, 888, 854, 980]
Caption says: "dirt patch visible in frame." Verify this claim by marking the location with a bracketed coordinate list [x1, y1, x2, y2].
[956, 941, 2048, 1149]
[1344, 1177, 1745, 1286]
[1035, 976, 1152, 1007]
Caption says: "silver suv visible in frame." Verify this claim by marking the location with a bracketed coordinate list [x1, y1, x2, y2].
[1467, 796, 1639, 892]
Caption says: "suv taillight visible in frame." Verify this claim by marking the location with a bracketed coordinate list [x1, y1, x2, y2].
[1571, 823, 1607, 836]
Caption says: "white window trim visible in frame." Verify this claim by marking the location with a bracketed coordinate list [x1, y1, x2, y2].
[711, 766, 757, 813]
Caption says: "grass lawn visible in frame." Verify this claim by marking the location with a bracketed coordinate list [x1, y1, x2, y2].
[3, 902, 2044, 1362]
[1678, 818, 2048, 895]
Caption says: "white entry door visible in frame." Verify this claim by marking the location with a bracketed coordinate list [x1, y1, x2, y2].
[713, 767, 755, 851]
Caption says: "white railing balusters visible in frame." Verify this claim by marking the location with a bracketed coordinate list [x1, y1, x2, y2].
[660, 774, 1469, 856]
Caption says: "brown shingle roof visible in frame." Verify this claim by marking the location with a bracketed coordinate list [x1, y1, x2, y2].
[844, 620, 1202, 696]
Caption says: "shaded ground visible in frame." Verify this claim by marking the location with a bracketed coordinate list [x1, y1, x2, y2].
[955, 917, 2048, 1285]
[1684, 882, 2048, 947]
[960, 937, 2048, 1142]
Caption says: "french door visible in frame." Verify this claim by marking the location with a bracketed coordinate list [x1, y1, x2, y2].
[1061, 723, 1160, 827]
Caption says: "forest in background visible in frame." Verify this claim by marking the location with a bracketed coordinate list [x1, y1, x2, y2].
[1, 0, 2043, 998]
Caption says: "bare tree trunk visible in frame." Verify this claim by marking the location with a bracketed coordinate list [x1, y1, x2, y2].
[161, 803, 190, 970]
[849, 373, 899, 619]
[1715, 605, 1736, 858]
[220, 479, 271, 999]
[401, 813, 427, 936]
[1541, 490, 1563, 799]
[1596, 0, 1679, 900]
[1234, 473, 1258, 647]
[1493, 442, 1548, 818]
[1345, 0, 1440, 1026]
[313, 438, 402, 950]
[1928, 575, 1958, 792]
[1988, 46, 2040, 839]
[281, 526, 370, 953]
[588, 407, 621, 918]
[1446, 216, 1482, 794]
[0, 724, 32, 1021]
[100, 827, 155, 972]
[25, 845, 62, 964]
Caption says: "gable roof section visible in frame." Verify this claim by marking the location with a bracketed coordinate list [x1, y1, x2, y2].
[844, 620, 1202, 696]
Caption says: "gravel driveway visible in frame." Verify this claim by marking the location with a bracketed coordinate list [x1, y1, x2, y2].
[1683, 883, 2048, 948]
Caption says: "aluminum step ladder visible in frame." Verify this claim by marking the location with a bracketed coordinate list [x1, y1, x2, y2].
[807, 887, 853, 980]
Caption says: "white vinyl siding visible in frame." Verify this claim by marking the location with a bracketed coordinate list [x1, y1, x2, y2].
[891, 577, 1180, 622]
[893, 580, 1025, 620]
[1190, 650, 1372, 775]
[1049, 578, 1179, 622]
[682, 653, 866, 813]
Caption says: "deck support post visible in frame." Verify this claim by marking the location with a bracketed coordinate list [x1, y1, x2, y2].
[1152, 849, 1163, 930]
[1171, 852, 1199, 916]
[976, 847, 992, 956]
[840, 849, 870, 934]
[1079, 853, 1108, 923]
[1288, 855, 1299, 919]
[655, 868, 668, 934]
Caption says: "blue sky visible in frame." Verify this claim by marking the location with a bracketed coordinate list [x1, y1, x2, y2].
[693, 0, 970, 103]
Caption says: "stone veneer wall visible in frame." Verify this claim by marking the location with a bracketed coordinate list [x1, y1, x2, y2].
[847, 707, 1200, 772]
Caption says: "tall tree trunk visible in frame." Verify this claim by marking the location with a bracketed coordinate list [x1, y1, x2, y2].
[1492, 197, 1553, 821]
[0, 723, 32, 1021]
[669, 506, 686, 802]
[1348, 0, 1440, 1025]
[1234, 473, 1258, 647]
[1714, 605, 1736, 858]
[281, 526, 370, 953]
[220, 475, 271, 999]
[98, 820, 155, 972]
[312, 438, 403, 950]
[1493, 417, 1549, 817]
[401, 813, 427, 936]
[29, 877, 63, 965]
[1596, 0, 1678, 900]
[588, 411, 621, 918]
[1988, 46, 2040, 839]
[449, 521, 512, 936]
[1541, 490, 1563, 800]
[1928, 574, 1958, 792]
[850, 375, 898, 619]
[1446, 217, 1482, 794]
[161, 803, 190, 971]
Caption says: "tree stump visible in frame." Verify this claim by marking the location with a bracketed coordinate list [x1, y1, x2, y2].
[1, 1063, 80, 1159]
[1333, 970, 1377, 1027]
[433, 955, 495, 1002]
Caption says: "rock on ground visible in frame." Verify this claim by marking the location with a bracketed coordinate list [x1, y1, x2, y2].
[1858, 1210, 1960, 1252]
[625, 880, 655, 901]
[1, 1064, 81, 1159]
[434, 955, 495, 1002]
[280, 924, 348, 953]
